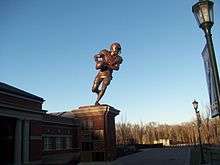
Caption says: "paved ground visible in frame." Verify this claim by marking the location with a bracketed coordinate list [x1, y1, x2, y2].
[79, 147, 191, 165]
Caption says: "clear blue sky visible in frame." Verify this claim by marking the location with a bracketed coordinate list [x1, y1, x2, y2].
[1, 0, 220, 124]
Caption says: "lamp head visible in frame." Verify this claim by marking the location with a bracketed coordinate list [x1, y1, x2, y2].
[192, 100, 199, 112]
[192, 0, 214, 30]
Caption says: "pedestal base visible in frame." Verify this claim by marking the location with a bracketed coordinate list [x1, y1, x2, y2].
[71, 105, 120, 162]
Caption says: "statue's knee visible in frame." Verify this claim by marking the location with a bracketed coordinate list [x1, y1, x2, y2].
[103, 80, 110, 87]
[92, 87, 96, 92]
[92, 86, 98, 93]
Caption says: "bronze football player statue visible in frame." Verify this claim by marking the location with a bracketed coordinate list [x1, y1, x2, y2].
[92, 42, 123, 105]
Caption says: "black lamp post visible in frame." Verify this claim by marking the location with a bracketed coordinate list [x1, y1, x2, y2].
[192, 100, 205, 164]
[192, 0, 220, 117]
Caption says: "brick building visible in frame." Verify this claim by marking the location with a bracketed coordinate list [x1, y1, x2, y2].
[0, 82, 120, 164]
[0, 82, 80, 165]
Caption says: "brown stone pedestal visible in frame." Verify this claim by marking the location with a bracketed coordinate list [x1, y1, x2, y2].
[71, 105, 120, 162]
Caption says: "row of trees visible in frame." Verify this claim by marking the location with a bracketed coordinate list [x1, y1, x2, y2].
[116, 117, 220, 145]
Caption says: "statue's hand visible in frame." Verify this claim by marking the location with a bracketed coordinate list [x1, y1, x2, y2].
[114, 66, 119, 71]
[119, 57, 123, 64]
[110, 63, 120, 71]
[96, 61, 106, 70]
[94, 54, 100, 62]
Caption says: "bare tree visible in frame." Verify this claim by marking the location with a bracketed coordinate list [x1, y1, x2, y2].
[116, 114, 220, 146]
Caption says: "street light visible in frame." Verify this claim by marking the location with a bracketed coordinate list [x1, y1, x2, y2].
[192, 100, 205, 164]
[192, 100, 199, 112]
[192, 0, 214, 29]
[192, 0, 220, 117]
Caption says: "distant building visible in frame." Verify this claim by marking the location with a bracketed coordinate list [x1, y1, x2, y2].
[154, 139, 170, 146]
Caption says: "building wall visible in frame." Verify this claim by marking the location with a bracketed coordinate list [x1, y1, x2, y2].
[0, 92, 42, 110]
[41, 121, 80, 164]
[106, 113, 117, 160]
[0, 83, 81, 165]
[28, 117, 81, 164]
[42, 123, 76, 152]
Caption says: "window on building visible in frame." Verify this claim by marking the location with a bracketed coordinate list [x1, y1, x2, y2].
[56, 137, 62, 150]
[92, 130, 104, 140]
[49, 137, 56, 150]
[88, 120, 94, 129]
[61, 137, 66, 149]
[82, 120, 87, 130]
[43, 137, 49, 151]
[66, 137, 73, 149]
[43, 135, 73, 151]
